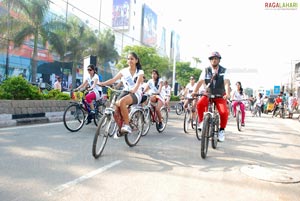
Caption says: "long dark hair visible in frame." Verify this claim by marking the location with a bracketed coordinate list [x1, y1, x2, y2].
[152, 69, 160, 88]
[128, 52, 142, 71]
[88, 64, 97, 76]
[236, 81, 243, 95]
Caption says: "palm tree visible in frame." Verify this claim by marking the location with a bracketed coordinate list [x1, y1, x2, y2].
[10, 0, 67, 83]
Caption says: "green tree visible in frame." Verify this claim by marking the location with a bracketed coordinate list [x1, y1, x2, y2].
[10, 0, 67, 83]
[117, 45, 169, 79]
[96, 29, 119, 65]
[176, 61, 201, 87]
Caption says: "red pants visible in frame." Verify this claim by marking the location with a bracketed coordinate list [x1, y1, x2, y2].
[197, 96, 229, 129]
[232, 101, 245, 124]
[85, 92, 96, 104]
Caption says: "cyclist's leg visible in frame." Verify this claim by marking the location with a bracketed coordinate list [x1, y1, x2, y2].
[118, 94, 136, 125]
[192, 98, 198, 121]
[86, 92, 96, 111]
[196, 96, 209, 123]
[214, 98, 229, 129]
[240, 102, 246, 124]
[232, 101, 238, 117]
[156, 99, 164, 122]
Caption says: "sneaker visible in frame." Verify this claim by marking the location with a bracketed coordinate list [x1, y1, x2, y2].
[158, 122, 163, 129]
[197, 121, 203, 131]
[86, 119, 92, 125]
[121, 124, 132, 134]
[218, 130, 225, 142]
[241, 123, 245, 127]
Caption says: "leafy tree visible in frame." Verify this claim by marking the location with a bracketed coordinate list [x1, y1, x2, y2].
[117, 45, 169, 80]
[96, 29, 119, 65]
[175, 61, 202, 87]
[9, 0, 68, 83]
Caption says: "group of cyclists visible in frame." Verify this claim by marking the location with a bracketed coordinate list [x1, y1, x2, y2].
[76, 50, 299, 143]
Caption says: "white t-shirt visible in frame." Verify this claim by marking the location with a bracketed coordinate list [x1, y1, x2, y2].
[161, 85, 171, 99]
[87, 74, 102, 100]
[185, 83, 196, 98]
[232, 91, 244, 101]
[147, 78, 163, 94]
[120, 67, 144, 103]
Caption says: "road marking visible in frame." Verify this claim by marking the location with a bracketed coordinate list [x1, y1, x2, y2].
[0, 122, 62, 131]
[46, 160, 123, 196]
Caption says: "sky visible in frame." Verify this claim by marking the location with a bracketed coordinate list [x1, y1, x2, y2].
[148, 0, 300, 90]
[52, 0, 300, 91]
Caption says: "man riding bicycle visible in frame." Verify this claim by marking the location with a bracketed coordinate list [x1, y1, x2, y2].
[183, 76, 198, 126]
[192, 51, 231, 142]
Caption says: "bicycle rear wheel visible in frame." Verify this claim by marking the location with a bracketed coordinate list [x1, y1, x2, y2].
[183, 110, 190, 133]
[92, 116, 110, 159]
[125, 110, 144, 147]
[156, 107, 168, 133]
[63, 103, 85, 132]
[175, 103, 183, 115]
[201, 114, 211, 159]
[237, 110, 242, 131]
[142, 107, 151, 136]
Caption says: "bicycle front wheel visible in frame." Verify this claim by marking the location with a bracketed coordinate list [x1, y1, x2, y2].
[63, 103, 86, 132]
[183, 110, 190, 133]
[125, 110, 144, 147]
[175, 103, 183, 115]
[92, 116, 110, 159]
[237, 110, 242, 131]
[201, 114, 211, 159]
[142, 107, 151, 136]
[156, 107, 168, 133]
[212, 115, 219, 149]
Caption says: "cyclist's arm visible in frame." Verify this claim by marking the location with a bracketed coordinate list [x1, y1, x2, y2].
[76, 80, 88, 90]
[224, 79, 231, 99]
[99, 72, 122, 86]
[192, 79, 204, 95]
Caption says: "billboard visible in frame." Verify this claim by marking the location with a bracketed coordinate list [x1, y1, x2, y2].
[141, 4, 157, 47]
[112, 0, 130, 30]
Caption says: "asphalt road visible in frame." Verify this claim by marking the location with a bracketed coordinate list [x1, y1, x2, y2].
[0, 111, 299, 201]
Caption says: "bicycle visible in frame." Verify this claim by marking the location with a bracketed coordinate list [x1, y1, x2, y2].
[183, 97, 197, 134]
[63, 89, 106, 132]
[232, 99, 247, 132]
[142, 93, 168, 136]
[175, 100, 184, 115]
[199, 94, 220, 159]
[92, 86, 144, 159]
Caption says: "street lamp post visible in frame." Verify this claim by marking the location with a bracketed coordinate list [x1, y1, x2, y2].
[171, 19, 181, 95]
[172, 39, 176, 95]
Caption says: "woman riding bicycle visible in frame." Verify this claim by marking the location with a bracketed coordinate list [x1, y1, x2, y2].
[231, 81, 246, 127]
[143, 69, 164, 129]
[75, 64, 102, 124]
[98, 52, 144, 134]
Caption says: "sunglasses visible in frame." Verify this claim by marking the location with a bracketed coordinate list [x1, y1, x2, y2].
[87, 68, 93, 71]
